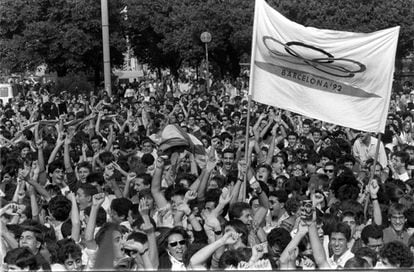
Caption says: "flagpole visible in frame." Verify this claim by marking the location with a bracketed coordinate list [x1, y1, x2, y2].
[241, 0, 260, 202]
[368, 133, 382, 182]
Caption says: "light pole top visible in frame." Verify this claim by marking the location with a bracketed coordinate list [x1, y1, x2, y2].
[200, 32, 212, 43]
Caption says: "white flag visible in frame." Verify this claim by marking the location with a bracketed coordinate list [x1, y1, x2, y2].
[249, 0, 399, 133]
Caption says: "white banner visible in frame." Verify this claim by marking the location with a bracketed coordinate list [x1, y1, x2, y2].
[249, 0, 400, 133]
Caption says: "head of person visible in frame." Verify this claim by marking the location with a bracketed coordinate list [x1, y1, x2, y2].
[95, 223, 125, 260]
[329, 222, 351, 258]
[341, 210, 358, 237]
[48, 160, 65, 184]
[255, 164, 272, 182]
[90, 135, 104, 152]
[133, 173, 151, 193]
[77, 161, 91, 183]
[388, 203, 407, 232]
[355, 247, 377, 267]
[380, 241, 413, 268]
[124, 232, 149, 263]
[86, 172, 105, 192]
[361, 224, 384, 256]
[222, 148, 235, 171]
[56, 239, 83, 271]
[165, 226, 189, 262]
[229, 202, 252, 226]
[271, 155, 285, 175]
[312, 128, 322, 143]
[392, 151, 410, 170]
[141, 139, 154, 154]
[4, 247, 39, 271]
[18, 226, 44, 255]
[324, 161, 336, 180]
[267, 227, 292, 262]
[269, 190, 288, 218]
[76, 183, 98, 210]
[224, 220, 249, 249]
[110, 198, 133, 224]
[48, 195, 71, 222]
[344, 257, 370, 269]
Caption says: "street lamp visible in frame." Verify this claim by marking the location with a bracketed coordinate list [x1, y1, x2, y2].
[200, 32, 212, 92]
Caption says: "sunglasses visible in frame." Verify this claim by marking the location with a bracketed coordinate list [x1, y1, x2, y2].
[324, 169, 334, 173]
[169, 240, 186, 247]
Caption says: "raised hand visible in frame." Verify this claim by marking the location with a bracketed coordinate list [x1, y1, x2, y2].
[368, 178, 379, 198]
[219, 188, 232, 206]
[138, 198, 150, 216]
[155, 156, 165, 169]
[126, 172, 137, 183]
[206, 155, 217, 172]
[184, 190, 197, 203]
[92, 193, 105, 207]
[221, 231, 239, 245]
[176, 202, 191, 216]
[0, 203, 19, 216]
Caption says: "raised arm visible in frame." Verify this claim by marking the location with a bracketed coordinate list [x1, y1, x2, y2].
[369, 178, 382, 226]
[63, 128, 75, 174]
[189, 231, 238, 269]
[85, 193, 105, 249]
[138, 199, 159, 269]
[279, 221, 308, 269]
[67, 192, 81, 242]
[151, 157, 169, 209]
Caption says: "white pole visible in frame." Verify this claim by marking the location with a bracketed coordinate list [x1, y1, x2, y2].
[101, 0, 112, 96]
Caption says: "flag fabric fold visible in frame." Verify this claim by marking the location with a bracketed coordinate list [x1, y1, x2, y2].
[249, 0, 400, 133]
[158, 124, 206, 168]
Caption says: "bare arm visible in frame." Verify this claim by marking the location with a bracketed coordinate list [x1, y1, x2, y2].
[151, 157, 170, 209]
[85, 193, 105, 249]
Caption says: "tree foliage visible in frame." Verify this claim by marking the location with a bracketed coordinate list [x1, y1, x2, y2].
[1, 0, 413, 79]
[0, 0, 125, 77]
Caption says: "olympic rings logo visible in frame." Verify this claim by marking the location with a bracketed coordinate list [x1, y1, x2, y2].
[263, 36, 366, 78]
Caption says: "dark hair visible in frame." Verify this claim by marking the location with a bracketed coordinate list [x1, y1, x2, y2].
[361, 224, 383, 244]
[77, 161, 92, 171]
[95, 223, 124, 247]
[56, 238, 82, 264]
[48, 195, 71, 222]
[344, 257, 369, 268]
[380, 241, 413, 267]
[127, 231, 148, 244]
[330, 222, 351, 241]
[229, 202, 251, 220]
[355, 247, 377, 267]
[84, 206, 107, 227]
[110, 198, 133, 220]
[225, 220, 248, 246]
[269, 190, 288, 204]
[86, 172, 105, 186]
[267, 227, 292, 251]
[218, 249, 246, 269]
[393, 151, 410, 166]
[91, 135, 104, 145]
[4, 247, 39, 270]
[48, 160, 64, 174]
[165, 226, 190, 248]
[78, 183, 98, 197]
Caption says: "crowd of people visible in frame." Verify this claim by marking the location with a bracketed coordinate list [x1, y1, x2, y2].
[1, 74, 414, 271]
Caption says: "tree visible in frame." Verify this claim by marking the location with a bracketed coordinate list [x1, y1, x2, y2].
[0, 0, 125, 83]
[125, 0, 414, 79]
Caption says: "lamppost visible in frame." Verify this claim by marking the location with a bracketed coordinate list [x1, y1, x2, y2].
[200, 32, 212, 92]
